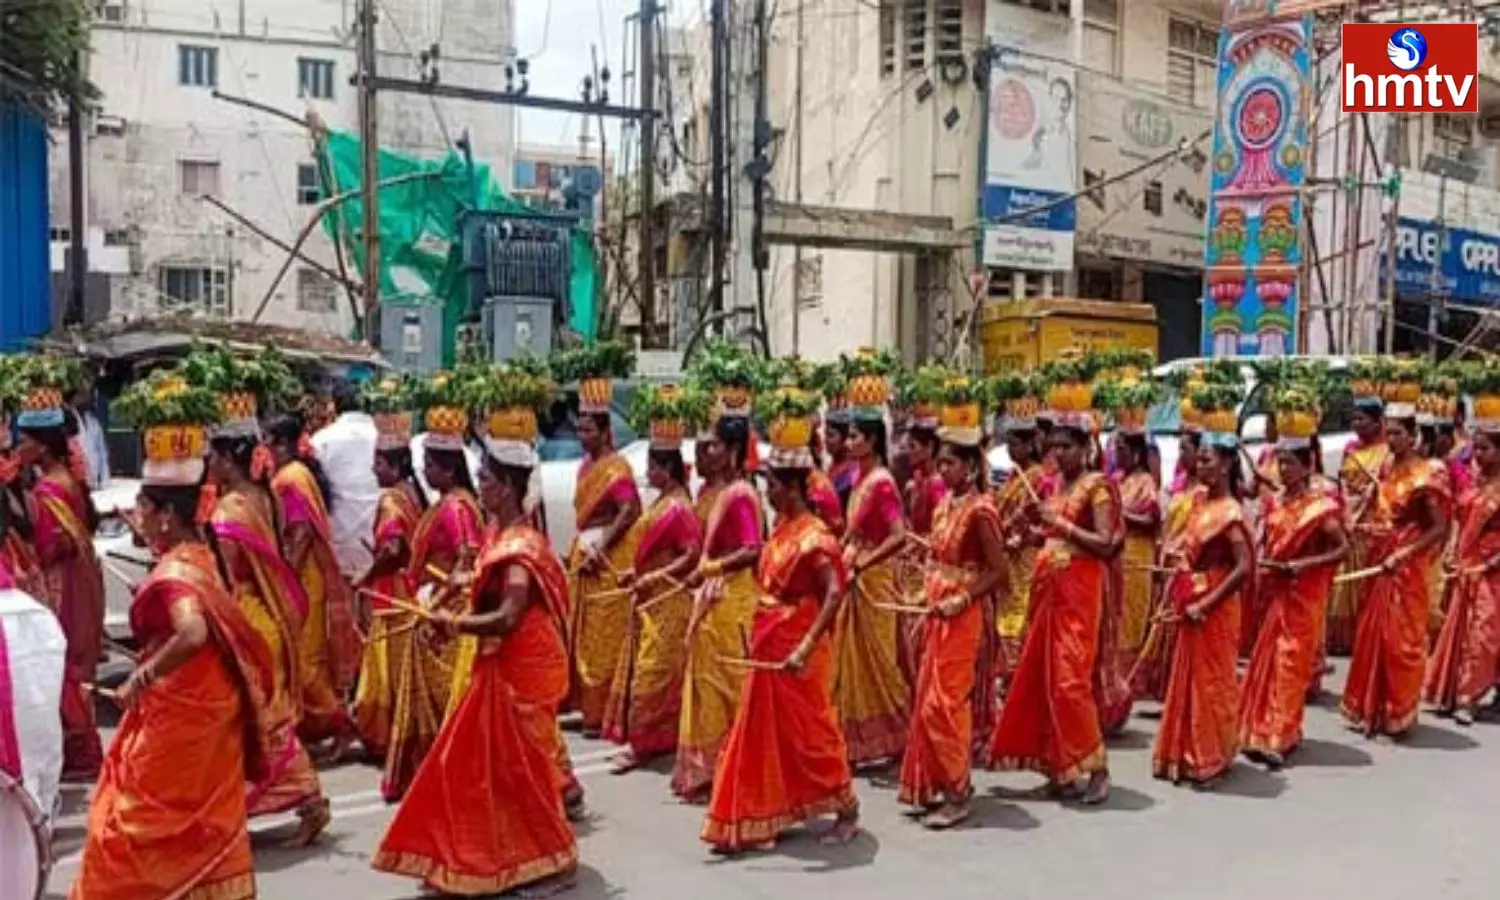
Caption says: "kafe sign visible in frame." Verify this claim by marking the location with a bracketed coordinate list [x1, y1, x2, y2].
[1076, 74, 1212, 268]
[1388, 217, 1500, 303]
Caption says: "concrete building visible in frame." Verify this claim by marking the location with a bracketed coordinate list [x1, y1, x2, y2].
[48, 0, 516, 336]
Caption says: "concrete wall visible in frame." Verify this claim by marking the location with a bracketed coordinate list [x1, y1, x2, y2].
[47, 0, 514, 335]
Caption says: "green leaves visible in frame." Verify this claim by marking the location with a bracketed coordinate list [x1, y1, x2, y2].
[627, 384, 712, 433]
[686, 337, 768, 392]
[1093, 378, 1162, 412]
[110, 370, 222, 427]
[987, 371, 1040, 404]
[754, 387, 822, 422]
[361, 373, 421, 414]
[0, 0, 99, 117]
[549, 340, 636, 384]
[178, 343, 301, 412]
[1188, 380, 1246, 413]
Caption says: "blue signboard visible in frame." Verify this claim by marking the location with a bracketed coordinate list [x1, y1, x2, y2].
[1388, 217, 1500, 304]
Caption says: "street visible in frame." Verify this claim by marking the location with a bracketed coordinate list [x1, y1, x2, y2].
[44, 665, 1500, 900]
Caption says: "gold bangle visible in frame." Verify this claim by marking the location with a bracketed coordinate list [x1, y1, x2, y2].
[700, 558, 723, 579]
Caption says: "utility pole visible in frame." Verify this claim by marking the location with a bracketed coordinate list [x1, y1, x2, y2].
[639, 0, 658, 347]
[66, 80, 86, 328]
[790, 0, 804, 356]
[357, 0, 381, 342]
[750, 0, 771, 355]
[709, 0, 727, 318]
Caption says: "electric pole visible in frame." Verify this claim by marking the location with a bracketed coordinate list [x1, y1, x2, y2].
[709, 0, 727, 318]
[357, 0, 381, 342]
[750, 0, 770, 355]
[66, 75, 86, 328]
[639, 0, 658, 347]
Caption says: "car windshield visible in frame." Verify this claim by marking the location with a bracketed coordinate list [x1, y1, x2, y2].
[1148, 391, 1182, 435]
[538, 384, 640, 462]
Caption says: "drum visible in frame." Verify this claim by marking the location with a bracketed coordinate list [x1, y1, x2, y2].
[0, 771, 48, 900]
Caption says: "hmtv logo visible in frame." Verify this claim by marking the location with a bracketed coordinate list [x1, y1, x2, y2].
[1342, 23, 1478, 113]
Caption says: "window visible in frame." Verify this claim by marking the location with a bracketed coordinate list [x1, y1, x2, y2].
[178, 45, 218, 88]
[159, 266, 229, 316]
[1084, 0, 1119, 77]
[935, 0, 963, 69]
[796, 255, 824, 307]
[98, 2, 126, 23]
[1167, 17, 1217, 108]
[997, 0, 1067, 15]
[296, 268, 338, 314]
[879, 2, 896, 78]
[178, 159, 220, 196]
[297, 58, 335, 100]
[296, 163, 320, 205]
[49, 227, 70, 243]
[903, 0, 926, 72]
[1143, 180, 1163, 216]
[1434, 113, 1474, 147]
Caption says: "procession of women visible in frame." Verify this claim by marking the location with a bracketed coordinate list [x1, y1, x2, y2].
[8, 341, 1500, 899]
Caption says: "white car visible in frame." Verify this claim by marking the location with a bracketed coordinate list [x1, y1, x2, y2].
[91, 477, 148, 646]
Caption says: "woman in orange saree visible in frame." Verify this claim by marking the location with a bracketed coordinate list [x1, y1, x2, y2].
[896, 421, 948, 686]
[898, 422, 1003, 830]
[351, 441, 426, 760]
[382, 443, 482, 801]
[1114, 434, 1159, 682]
[207, 432, 330, 845]
[702, 447, 859, 853]
[1152, 438, 1253, 786]
[1329, 399, 1391, 655]
[1135, 430, 1204, 702]
[1342, 411, 1449, 738]
[985, 418, 1115, 805]
[18, 417, 105, 783]
[835, 415, 912, 766]
[72, 477, 275, 900]
[1239, 440, 1348, 767]
[267, 414, 361, 754]
[673, 415, 763, 801]
[993, 417, 1052, 677]
[603, 435, 702, 772]
[1426, 426, 1500, 725]
[569, 411, 643, 737]
[374, 450, 577, 897]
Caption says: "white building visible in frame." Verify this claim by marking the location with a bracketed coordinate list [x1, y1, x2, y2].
[48, 0, 516, 336]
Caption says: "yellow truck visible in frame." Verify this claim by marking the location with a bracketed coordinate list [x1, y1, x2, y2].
[979, 297, 1158, 373]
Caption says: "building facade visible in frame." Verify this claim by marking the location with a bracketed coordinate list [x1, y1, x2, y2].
[48, 0, 516, 336]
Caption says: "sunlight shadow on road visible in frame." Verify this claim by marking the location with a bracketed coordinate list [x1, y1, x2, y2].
[1401, 723, 1481, 752]
[1211, 763, 1286, 800]
[968, 798, 1041, 831]
[1292, 739, 1373, 768]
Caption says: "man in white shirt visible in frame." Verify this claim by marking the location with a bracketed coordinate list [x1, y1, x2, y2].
[310, 381, 380, 577]
[71, 384, 110, 489]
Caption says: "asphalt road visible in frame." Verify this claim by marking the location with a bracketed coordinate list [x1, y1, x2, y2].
[45, 666, 1500, 900]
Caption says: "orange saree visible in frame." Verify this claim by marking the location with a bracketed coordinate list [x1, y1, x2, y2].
[382, 488, 481, 801]
[993, 464, 1054, 677]
[211, 490, 322, 817]
[72, 543, 275, 900]
[701, 512, 856, 850]
[1330, 439, 1390, 654]
[1239, 489, 1342, 758]
[834, 466, 911, 765]
[373, 524, 577, 895]
[568, 452, 642, 733]
[1153, 495, 1251, 784]
[1117, 471, 1159, 674]
[1425, 475, 1500, 714]
[274, 460, 361, 743]
[984, 473, 1112, 784]
[897, 492, 999, 808]
[352, 486, 423, 759]
[808, 468, 845, 535]
[673, 479, 763, 799]
[602, 488, 701, 756]
[1135, 484, 1205, 701]
[1342, 456, 1450, 736]
[33, 468, 105, 781]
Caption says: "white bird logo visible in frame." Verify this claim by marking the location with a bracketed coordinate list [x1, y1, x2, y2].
[1386, 28, 1427, 72]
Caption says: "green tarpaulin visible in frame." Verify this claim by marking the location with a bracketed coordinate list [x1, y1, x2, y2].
[315, 130, 597, 359]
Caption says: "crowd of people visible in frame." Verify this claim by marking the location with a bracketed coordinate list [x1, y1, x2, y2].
[15, 342, 1500, 899]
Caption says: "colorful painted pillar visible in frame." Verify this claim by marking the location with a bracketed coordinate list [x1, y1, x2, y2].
[1199, 0, 1316, 358]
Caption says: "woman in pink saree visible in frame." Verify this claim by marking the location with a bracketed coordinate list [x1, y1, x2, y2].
[18, 412, 105, 783]
[267, 414, 361, 756]
[207, 432, 330, 846]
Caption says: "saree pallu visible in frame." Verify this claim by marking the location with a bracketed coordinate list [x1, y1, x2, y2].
[1329, 440, 1391, 655]
[1117, 472, 1158, 672]
[73, 544, 275, 900]
[1134, 485, 1205, 701]
[993, 465, 1052, 675]
[1342, 459, 1449, 736]
[213, 493, 319, 817]
[352, 489, 422, 759]
[701, 514, 854, 850]
[897, 495, 997, 807]
[808, 468, 845, 535]
[602, 493, 700, 756]
[568, 453, 642, 732]
[1239, 492, 1341, 758]
[34, 473, 105, 781]
[674, 480, 763, 798]
[1425, 480, 1500, 713]
[275, 461, 361, 743]
[374, 525, 576, 895]
[984, 541, 1106, 783]
[834, 467, 911, 764]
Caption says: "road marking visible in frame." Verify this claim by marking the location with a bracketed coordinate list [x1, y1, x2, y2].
[51, 759, 619, 869]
